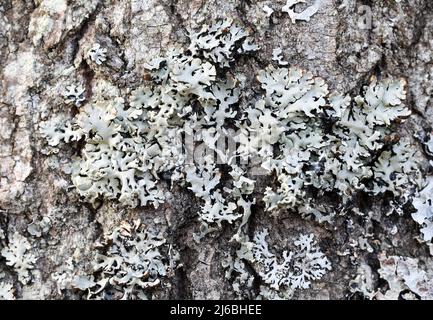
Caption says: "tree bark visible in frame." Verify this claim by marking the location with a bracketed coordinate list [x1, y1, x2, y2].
[0, 0, 432, 299]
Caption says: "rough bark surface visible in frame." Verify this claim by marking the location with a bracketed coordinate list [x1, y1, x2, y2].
[0, 0, 433, 299]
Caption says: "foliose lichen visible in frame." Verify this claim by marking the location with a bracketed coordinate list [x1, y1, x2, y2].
[73, 220, 179, 300]
[1, 232, 37, 285]
[40, 17, 426, 299]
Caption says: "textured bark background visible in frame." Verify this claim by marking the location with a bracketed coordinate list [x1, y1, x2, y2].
[0, 0, 433, 299]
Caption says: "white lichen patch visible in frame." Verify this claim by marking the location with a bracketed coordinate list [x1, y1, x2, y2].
[282, 0, 321, 23]
[51, 257, 76, 294]
[253, 230, 331, 298]
[27, 216, 52, 238]
[88, 43, 107, 65]
[262, 4, 274, 17]
[75, 220, 179, 300]
[412, 176, 433, 243]
[349, 262, 376, 299]
[63, 84, 86, 107]
[0, 282, 15, 300]
[1, 232, 37, 285]
[223, 229, 331, 299]
[377, 253, 433, 300]
[257, 69, 417, 218]
[272, 48, 289, 66]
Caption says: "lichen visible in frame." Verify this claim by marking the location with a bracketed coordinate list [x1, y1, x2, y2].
[1, 232, 37, 285]
[88, 43, 107, 65]
[63, 84, 86, 107]
[412, 176, 433, 243]
[43, 18, 420, 238]
[377, 253, 433, 300]
[223, 229, 331, 299]
[40, 17, 427, 299]
[75, 220, 179, 300]
[0, 282, 15, 300]
[282, 0, 321, 23]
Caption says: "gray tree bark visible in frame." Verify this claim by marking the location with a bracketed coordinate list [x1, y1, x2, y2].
[0, 0, 432, 299]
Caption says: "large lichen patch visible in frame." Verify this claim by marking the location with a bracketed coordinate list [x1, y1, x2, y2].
[41, 18, 425, 299]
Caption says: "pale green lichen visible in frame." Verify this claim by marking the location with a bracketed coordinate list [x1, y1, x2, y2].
[40, 18, 427, 299]
[42, 18, 421, 237]
[73, 220, 179, 300]
[223, 229, 331, 299]
[1, 232, 37, 285]
[412, 177, 433, 243]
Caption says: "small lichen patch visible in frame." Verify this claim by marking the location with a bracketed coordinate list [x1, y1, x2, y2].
[1, 232, 37, 285]
[75, 220, 179, 300]
[0, 282, 15, 300]
[223, 229, 331, 299]
[282, 0, 321, 23]
[412, 176, 433, 243]
[377, 254, 433, 300]
[88, 43, 108, 65]
[63, 84, 86, 107]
